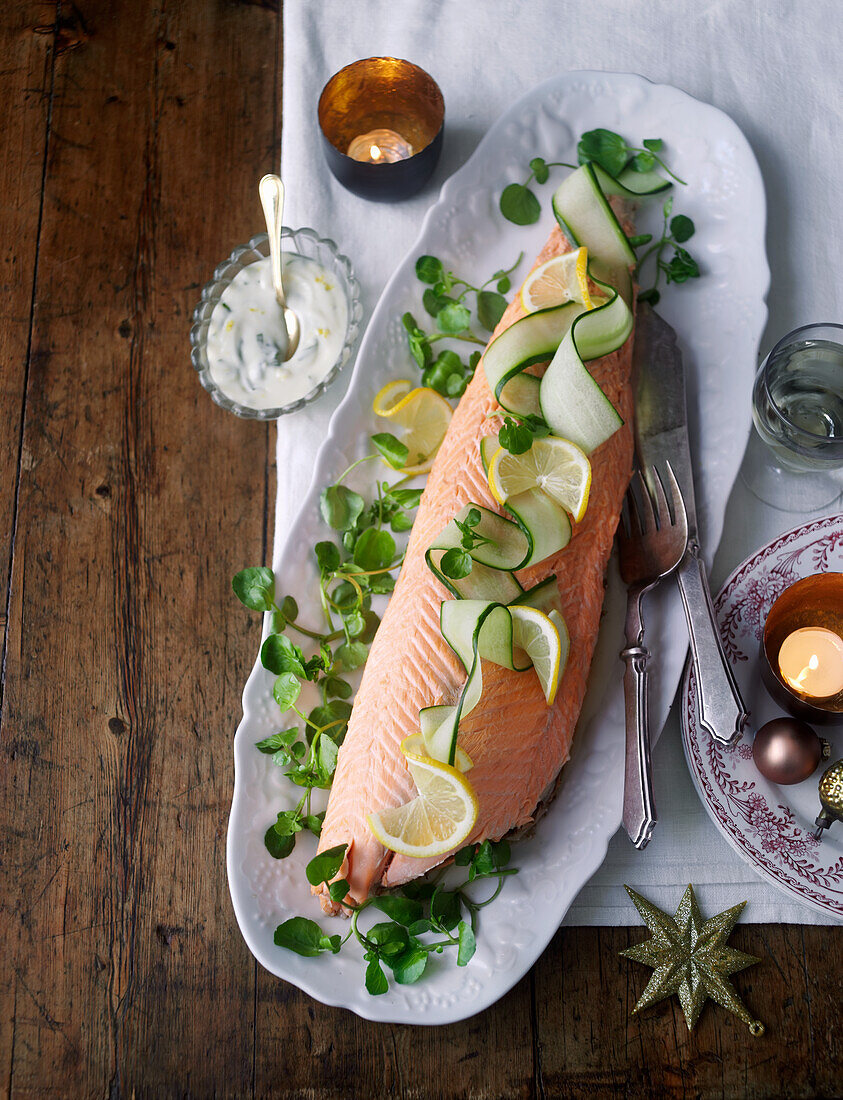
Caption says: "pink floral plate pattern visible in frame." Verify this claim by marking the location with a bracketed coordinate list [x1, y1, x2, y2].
[681, 515, 843, 921]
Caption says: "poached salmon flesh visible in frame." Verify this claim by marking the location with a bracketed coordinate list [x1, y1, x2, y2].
[315, 222, 635, 911]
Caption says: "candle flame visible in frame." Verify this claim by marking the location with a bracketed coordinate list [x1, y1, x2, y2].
[794, 654, 821, 686]
[370, 144, 382, 161]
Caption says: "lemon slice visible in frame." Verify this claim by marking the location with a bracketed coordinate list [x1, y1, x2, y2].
[372, 381, 453, 475]
[509, 606, 563, 704]
[401, 733, 473, 774]
[367, 753, 478, 858]
[520, 248, 593, 313]
[487, 438, 592, 523]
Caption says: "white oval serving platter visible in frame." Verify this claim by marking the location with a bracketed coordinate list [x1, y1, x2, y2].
[227, 71, 770, 1023]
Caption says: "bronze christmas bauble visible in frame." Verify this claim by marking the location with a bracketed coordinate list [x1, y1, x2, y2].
[751, 718, 828, 785]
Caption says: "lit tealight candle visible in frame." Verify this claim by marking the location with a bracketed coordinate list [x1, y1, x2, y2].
[778, 627, 843, 699]
[346, 128, 414, 164]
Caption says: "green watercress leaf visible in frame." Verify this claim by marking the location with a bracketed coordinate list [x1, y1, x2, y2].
[315, 540, 341, 572]
[477, 290, 507, 332]
[643, 138, 663, 152]
[415, 255, 444, 284]
[324, 676, 353, 699]
[390, 512, 413, 533]
[342, 609, 366, 638]
[529, 156, 549, 184]
[261, 634, 305, 677]
[423, 288, 451, 317]
[273, 672, 301, 712]
[328, 878, 350, 903]
[321, 485, 365, 531]
[391, 945, 428, 985]
[280, 595, 298, 620]
[273, 809, 304, 837]
[436, 301, 472, 335]
[305, 843, 348, 886]
[430, 888, 462, 932]
[389, 488, 423, 509]
[366, 923, 409, 957]
[499, 417, 534, 455]
[274, 916, 341, 957]
[365, 958, 389, 995]
[232, 566, 275, 612]
[670, 214, 695, 243]
[664, 246, 700, 283]
[456, 920, 476, 966]
[577, 128, 628, 176]
[371, 432, 409, 470]
[499, 182, 541, 225]
[335, 641, 368, 670]
[264, 824, 296, 860]
[255, 728, 299, 754]
[353, 527, 396, 571]
[317, 735, 338, 778]
[631, 151, 656, 173]
[372, 895, 424, 927]
[440, 548, 473, 580]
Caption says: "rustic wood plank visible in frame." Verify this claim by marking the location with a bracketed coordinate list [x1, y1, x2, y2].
[0, 3, 55, 687]
[534, 924, 842, 1099]
[0, 0, 279, 1094]
[254, 974, 535, 1100]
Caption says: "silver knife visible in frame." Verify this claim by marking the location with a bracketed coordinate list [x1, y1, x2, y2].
[632, 304, 748, 747]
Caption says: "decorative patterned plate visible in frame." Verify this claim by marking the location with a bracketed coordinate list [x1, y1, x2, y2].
[227, 71, 770, 1022]
[682, 516, 843, 921]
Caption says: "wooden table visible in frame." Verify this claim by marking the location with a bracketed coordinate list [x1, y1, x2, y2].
[1, 3, 840, 1096]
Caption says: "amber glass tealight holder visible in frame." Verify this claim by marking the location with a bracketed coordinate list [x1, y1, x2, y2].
[317, 57, 445, 202]
[762, 572, 843, 723]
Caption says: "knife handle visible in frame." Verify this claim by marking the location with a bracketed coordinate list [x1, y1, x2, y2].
[621, 586, 657, 849]
[676, 540, 748, 746]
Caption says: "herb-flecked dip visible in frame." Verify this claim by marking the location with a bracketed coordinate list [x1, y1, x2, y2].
[206, 253, 348, 410]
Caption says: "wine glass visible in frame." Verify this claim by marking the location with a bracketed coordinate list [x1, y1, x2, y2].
[742, 323, 843, 511]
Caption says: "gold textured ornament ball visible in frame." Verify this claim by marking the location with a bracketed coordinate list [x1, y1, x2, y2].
[814, 759, 843, 839]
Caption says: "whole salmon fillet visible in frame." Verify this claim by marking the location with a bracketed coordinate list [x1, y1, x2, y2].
[316, 221, 634, 911]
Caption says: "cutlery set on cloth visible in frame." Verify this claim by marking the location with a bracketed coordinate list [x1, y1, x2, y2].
[619, 305, 748, 848]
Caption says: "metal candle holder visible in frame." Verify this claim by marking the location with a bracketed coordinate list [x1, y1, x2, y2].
[317, 57, 445, 202]
[761, 572, 843, 723]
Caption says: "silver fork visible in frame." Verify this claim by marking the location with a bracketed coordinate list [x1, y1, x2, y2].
[617, 462, 689, 849]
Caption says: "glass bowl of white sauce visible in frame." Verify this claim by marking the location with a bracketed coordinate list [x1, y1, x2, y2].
[190, 228, 362, 419]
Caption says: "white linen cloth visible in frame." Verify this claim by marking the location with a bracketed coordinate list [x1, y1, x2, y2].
[278, 0, 842, 923]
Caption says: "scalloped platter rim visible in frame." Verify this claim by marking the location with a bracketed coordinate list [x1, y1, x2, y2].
[227, 71, 770, 1023]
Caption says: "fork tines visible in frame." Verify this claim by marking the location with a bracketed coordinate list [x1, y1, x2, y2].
[621, 462, 687, 540]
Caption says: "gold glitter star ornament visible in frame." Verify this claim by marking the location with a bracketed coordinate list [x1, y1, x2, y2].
[620, 884, 765, 1035]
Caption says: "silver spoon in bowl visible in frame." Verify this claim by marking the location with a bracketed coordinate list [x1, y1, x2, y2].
[258, 173, 301, 361]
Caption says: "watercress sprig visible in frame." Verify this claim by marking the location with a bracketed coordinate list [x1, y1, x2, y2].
[273, 838, 516, 995]
[497, 413, 552, 456]
[499, 156, 575, 225]
[439, 506, 498, 581]
[633, 197, 699, 306]
[402, 251, 523, 398]
[576, 129, 686, 185]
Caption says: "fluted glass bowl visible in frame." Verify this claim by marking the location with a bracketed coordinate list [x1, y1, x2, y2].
[190, 228, 362, 420]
